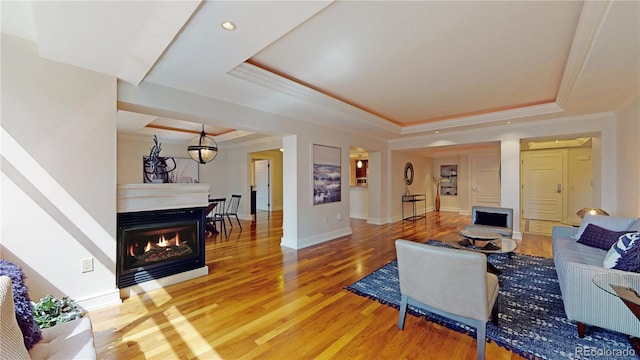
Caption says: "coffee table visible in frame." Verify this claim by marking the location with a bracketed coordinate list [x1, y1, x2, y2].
[593, 273, 640, 320]
[440, 231, 519, 275]
[592, 273, 640, 353]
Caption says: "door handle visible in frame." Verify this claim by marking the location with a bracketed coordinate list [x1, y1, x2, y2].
[556, 184, 562, 193]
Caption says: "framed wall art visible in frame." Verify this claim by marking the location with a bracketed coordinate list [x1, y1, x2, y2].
[143, 156, 199, 183]
[440, 164, 458, 196]
[313, 144, 341, 204]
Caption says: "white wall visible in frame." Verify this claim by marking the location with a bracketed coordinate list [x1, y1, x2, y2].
[566, 147, 593, 224]
[616, 98, 640, 217]
[118, 81, 389, 249]
[389, 152, 432, 222]
[218, 140, 283, 217]
[118, 135, 192, 183]
[117, 134, 231, 200]
[389, 112, 620, 238]
[432, 157, 463, 212]
[1, 34, 120, 309]
[249, 150, 284, 211]
[349, 187, 368, 219]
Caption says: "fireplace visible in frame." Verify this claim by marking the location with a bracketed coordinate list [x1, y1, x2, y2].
[117, 207, 206, 288]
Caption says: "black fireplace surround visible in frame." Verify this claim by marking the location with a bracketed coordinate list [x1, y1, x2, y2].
[117, 207, 206, 288]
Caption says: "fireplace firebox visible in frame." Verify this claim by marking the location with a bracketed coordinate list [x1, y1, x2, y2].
[117, 207, 206, 288]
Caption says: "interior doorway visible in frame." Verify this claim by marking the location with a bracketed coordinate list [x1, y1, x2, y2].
[521, 149, 565, 222]
[254, 159, 270, 211]
[470, 154, 501, 208]
[520, 137, 593, 235]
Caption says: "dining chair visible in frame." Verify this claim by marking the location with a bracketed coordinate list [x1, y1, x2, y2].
[208, 197, 227, 238]
[395, 239, 499, 360]
[225, 194, 242, 230]
[204, 201, 218, 236]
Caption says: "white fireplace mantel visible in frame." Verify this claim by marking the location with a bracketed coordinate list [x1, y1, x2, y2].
[117, 183, 211, 213]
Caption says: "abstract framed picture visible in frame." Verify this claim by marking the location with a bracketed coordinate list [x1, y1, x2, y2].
[440, 164, 458, 196]
[313, 144, 341, 205]
[143, 156, 199, 183]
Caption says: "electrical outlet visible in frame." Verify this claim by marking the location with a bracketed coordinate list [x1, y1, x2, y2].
[336, 213, 343, 221]
[81, 258, 94, 273]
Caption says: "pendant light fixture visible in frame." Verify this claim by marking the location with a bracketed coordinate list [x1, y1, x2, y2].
[356, 154, 363, 168]
[188, 124, 218, 164]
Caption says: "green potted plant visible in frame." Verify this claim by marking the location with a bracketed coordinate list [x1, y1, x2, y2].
[32, 294, 85, 329]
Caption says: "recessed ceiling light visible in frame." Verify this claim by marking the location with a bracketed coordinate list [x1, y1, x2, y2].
[506, 121, 512, 124]
[221, 21, 236, 31]
[435, 131, 440, 134]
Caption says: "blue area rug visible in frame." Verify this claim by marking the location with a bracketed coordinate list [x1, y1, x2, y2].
[346, 241, 637, 360]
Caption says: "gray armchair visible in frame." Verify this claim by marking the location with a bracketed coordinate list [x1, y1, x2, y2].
[395, 239, 499, 360]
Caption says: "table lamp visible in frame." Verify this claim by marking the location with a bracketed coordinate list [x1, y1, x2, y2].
[576, 207, 609, 218]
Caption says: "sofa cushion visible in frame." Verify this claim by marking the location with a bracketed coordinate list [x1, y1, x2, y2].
[28, 317, 96, 360]
[0, 260, 42, 349]
[572, 214, 638, 240]
[0, 276, 31, 360]
[603, 232, 640, 272]
[577, 223, 632, 250]
[553, 236, 608, 268]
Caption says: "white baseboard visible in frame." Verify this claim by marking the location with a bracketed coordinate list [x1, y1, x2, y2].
[281, 227, 352, 249]
[118, 266, 208, 298]
[77, 289, 122, 311]
[367, 217, 386, 225]
[350, 212, 368, 220]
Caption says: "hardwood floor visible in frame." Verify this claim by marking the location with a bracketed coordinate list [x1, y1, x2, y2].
[90, 211, 552, 360]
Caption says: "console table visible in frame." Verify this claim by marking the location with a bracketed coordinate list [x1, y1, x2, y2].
[401, 194, 426, 221]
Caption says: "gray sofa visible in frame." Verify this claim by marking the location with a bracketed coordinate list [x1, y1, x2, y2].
[552, 224, 640, 338]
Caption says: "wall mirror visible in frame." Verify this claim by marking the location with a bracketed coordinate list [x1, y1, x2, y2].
[404, 162, 414, 185]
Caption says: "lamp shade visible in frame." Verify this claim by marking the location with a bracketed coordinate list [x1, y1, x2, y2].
[576, 207, 609, 218]
[188, 128, 218, 164]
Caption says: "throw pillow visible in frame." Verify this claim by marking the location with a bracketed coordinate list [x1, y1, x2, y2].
[474, 211, 508, 227]
[572, 214, 638, 240]
[0, 260, 42, 349]
[576, 223, 631, 250]
[603, 232, 640, 272]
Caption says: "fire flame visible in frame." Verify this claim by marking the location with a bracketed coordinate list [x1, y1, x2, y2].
[130, 232, 183, 256]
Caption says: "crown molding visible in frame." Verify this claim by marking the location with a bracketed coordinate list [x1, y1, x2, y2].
[232, 62, 572, 136]
[222, 135, 283, 149]
[231, 3, 614, 137]
[230, 62, 403, 134]
[556, 0, 613, 108]
[401, 102, 564, 134]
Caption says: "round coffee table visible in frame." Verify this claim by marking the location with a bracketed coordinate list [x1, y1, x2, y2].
[440, 232, 519, 274]
[592, 273, 640, 320]
[441, 232, 518, 254]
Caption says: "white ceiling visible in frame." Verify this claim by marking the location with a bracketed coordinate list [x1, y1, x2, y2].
[2, 0, 638, 147]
